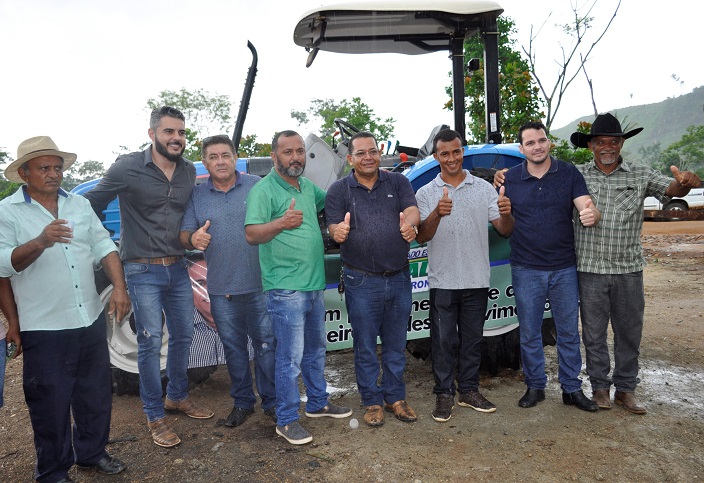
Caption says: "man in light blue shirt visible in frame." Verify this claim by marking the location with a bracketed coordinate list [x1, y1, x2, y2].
[0, 136, 131, 481]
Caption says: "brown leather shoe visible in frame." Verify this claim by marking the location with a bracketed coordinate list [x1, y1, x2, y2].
[592, 389, 612, 410]
[614, 391, 647, 414]
[363, 405, 385, 427]
[384, 400, 417, 422]
[165, 397, 214, 419]
[147, 418, 181, 448]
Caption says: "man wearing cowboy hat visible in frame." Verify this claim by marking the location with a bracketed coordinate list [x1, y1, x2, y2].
[0, 136, 130, 481]
[571, 113, 701, 414]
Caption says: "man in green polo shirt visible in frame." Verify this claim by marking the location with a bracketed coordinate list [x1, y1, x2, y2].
[245, 130, 352, 445]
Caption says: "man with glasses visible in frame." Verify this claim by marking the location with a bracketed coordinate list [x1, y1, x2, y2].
[179, 135, 276, 429]
[245, 130, 352, 445]
[326, 131, 421, 427]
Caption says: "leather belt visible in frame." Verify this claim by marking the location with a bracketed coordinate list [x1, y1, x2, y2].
[127, 256, 182, 266]
[343, 263, 409, 277]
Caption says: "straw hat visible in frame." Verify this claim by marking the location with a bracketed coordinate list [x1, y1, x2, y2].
[4, 136, 76, 183]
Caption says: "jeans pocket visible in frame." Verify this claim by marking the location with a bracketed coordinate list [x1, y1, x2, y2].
[343, 269, 365, 288]
[123, 262, 149, 278]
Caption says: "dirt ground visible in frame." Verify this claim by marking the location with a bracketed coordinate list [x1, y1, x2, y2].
[1, 221, 703, 482]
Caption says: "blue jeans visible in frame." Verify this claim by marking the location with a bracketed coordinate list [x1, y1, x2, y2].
[578, 271, 644, 392]
[430, 288, 488, 395]
[124, 260, 194, 422]
[344, 267, 411, 407]
[512, 264, 583, 393]
[210, 292, 276, 410]
[266, 289, 329, 427]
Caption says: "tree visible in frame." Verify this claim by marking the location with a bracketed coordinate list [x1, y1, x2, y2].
[524, 0, 622, 130]
[238, 134, 271, 157]
[656, 125, 704, 178]
[291, 97, 395, 145]
[0, 148, 20, 200]
[62, 160, 107, 191]
[446, 16, 544, 144]
[147, 88, 234, 160]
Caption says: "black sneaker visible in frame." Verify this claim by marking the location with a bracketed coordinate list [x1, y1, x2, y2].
[276, 421, 313, 445]
[264, 406, 277, 423]
[224, 407, 255, 427]
[458, 391, 497, 413]
[432, 394, 454, 422]
[305, 403, 352, 418]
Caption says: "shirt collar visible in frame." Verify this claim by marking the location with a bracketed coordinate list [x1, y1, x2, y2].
[433, 169, 473, 187]
[520, 155, 558, 180]
[15, 185, 68, 204]
[205, 172, 240, 193]
[269, 167, 306, 192]
[587, 158, 631, 175]
[346, 168, 388, 188]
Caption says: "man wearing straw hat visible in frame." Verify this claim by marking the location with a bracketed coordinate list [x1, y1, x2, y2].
[570, 113, 701, 414]
[0, 136, 130, 481]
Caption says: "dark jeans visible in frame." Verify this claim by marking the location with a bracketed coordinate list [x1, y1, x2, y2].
[344, 267, 411, 407]
[22, 318, 111, 483]
[578, 271, 645, 392]
[430, 288, 489, 395]
[210, 292, 276, 411]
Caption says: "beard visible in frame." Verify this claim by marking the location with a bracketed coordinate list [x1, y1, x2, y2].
[598, 153, 621, 166]
[154, 137, 185, 163]
[276, 158, 305, 178]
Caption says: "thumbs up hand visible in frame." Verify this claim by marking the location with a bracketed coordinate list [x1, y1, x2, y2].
[579, 198, 598, 227]
[671, 165, 702, 188]
[332, 212, 351, 243]
[280, 198, 304, 230]
[399, 212, 417, 242]
[436, 186, 453, 216]
[191, 220, 212, 251]
[497, 186, 512, 215]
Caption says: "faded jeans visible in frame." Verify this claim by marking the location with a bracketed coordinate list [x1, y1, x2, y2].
[124, 260, 194, 422]
[266, 289, 329, 427]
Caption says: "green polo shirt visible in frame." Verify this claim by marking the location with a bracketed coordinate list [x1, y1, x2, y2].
[245, 168, 326, 291]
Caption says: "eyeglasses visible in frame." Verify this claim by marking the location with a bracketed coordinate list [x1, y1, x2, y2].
[351, 149, 381, 158]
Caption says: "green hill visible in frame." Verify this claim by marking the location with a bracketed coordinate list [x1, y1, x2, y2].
[551, 86, 704, 157]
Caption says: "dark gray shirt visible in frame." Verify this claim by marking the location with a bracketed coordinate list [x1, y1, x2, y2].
[85, 147, 196, 261]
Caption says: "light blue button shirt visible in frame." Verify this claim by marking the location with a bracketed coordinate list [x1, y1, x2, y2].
[0, 186, 117, 331]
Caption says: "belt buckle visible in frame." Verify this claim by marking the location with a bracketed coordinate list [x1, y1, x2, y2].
[160, 257, 169, 266]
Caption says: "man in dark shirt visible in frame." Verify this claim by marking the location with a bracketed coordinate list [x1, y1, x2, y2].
[86, 106, 213, 448]
[326, 131, 420, 427]
[502, 121, 600, 412]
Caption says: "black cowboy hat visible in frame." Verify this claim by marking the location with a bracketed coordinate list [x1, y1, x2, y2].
[570, 113, 643, 148]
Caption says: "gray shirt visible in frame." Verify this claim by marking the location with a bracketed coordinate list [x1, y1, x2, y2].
[180, 174, 262, 296]
[85, 147, 196, 261]
[416, 170, 499, 289]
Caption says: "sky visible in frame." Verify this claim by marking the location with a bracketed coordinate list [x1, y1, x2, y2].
[1, 0, 702, 168]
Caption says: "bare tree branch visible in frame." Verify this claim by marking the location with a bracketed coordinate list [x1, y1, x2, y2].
[522, 0, 621, 130]
[580, 54, 598, 117]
